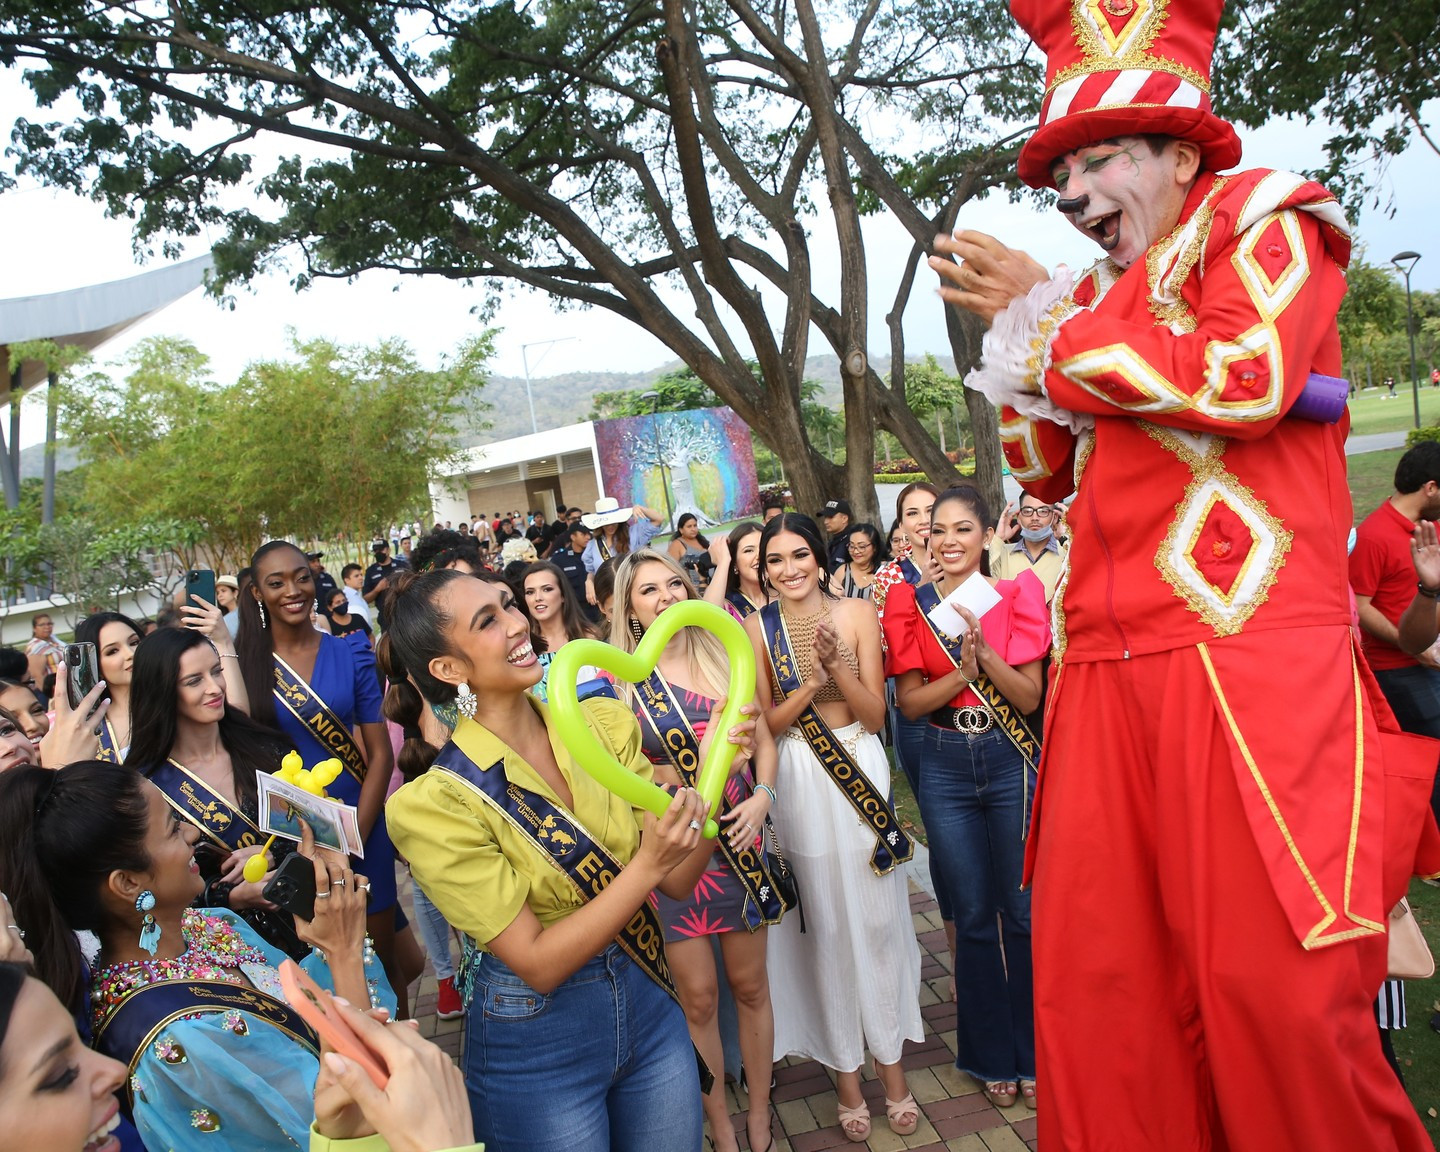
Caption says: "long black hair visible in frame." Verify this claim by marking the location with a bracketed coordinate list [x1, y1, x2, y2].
[520, 562, 600, 651]
[127, 628, 290, 812]
[383, 567, 512, 706]
[672, 512, 710, 550]
[758, 513, 838, 600]
[375, 636, 441, 783]
[236, 540, 314, 729]
[0, 764, 153, 1015]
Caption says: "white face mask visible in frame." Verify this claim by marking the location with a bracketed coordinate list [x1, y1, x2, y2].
[1020, 525, 1054, 544]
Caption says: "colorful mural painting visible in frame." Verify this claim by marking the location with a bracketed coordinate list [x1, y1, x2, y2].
[592, 406, 759, 529]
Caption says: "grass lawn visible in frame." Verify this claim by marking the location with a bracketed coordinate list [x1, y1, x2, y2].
[1349, 448, 1404, 516]
[1348, 385, 1440, 438]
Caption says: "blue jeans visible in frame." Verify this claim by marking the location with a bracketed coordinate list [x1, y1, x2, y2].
[1373, 664, 1440, 819]
[920, 724, 1035, 1081]
[465, 944, 703, 1152]
[413, 885, 455, 981]
[889, 688, 953, 921]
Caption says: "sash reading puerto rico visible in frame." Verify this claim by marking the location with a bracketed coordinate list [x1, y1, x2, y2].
[634, 672, 784, 930]
[431, 732, 675, 1000]
[914, 584, 1041, 771]
[272, 656, 367, 786]
[148, 759, 266, 853]
[95, 978, 318, 1112]
[759, 601, 912, 876]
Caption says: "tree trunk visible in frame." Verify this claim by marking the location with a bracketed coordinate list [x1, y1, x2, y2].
[945, 306, 1004, 517]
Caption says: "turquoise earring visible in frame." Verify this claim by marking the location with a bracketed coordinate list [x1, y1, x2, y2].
[136, 890, 161, 956]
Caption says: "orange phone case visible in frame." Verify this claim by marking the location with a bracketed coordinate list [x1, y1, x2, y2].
[278, 959, 390, 1088]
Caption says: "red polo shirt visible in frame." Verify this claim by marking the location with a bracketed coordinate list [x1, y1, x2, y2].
[1349, 500, 1427, 672]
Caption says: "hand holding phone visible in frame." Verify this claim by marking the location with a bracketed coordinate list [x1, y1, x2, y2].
[279, 960, 389, 1089]
[263, 852, 318, 920]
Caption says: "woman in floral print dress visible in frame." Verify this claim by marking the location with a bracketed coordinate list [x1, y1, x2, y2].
[610, 549, 786, 1152]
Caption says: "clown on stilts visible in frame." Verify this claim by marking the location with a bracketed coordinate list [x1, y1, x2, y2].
[933, 1, 1440, 1149]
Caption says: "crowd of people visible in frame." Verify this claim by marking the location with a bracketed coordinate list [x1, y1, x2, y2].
[5, 1, 1440, 1149]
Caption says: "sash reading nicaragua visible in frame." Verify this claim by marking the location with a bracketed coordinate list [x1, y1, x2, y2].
[914, 583, 1041, 770]
[272, 655, 367, 786]
[759, 601, 912, 875]
[95, 977, 318, 1111]
[148, 758, 265, 853]
[430, 729, 675, 1001]
[634, 672, 783, 930]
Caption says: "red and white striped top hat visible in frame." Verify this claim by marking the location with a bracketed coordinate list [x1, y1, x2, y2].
[1012, 0, 1242, 188]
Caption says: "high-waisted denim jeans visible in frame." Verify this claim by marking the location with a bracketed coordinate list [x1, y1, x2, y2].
[465, 944, 702, 1152]
[921, 723, 1035, 1081]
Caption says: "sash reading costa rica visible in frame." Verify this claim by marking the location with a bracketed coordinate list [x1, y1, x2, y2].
[634, 671, 785, 930]
[759, 601, 912, 876]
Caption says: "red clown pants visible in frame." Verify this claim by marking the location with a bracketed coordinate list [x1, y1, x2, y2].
[1031, 631, 1434, 1152]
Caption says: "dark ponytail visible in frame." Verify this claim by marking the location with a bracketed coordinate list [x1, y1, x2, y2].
[0, 764, 152, 1015]
[376, 633, 440, 781]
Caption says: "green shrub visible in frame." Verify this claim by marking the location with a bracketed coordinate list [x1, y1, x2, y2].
[1406, 426, 1440, 447]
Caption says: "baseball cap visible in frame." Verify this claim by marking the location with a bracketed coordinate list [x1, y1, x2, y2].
[306, 551, 324, 561]
[818, 499, 852, 518]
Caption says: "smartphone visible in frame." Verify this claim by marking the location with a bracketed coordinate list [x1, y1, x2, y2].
[263, 852, 318, 921]
[185, 568, 218, 607]
[63, 643, 104, 712]
[278, 960, 390, 1088]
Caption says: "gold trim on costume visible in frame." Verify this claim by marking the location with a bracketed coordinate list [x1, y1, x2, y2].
[1197, 643, 1382, 949]
[1154, 462, 1292, 636]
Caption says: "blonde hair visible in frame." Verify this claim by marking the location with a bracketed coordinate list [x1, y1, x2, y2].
[610, 549, 733, 709]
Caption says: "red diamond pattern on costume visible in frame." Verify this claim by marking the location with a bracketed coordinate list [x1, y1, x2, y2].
[1186, 495, 1256, 601]
[1248, 219, 1295, 295]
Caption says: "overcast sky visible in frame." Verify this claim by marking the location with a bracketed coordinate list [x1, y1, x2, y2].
[2, 78, 1436, 451]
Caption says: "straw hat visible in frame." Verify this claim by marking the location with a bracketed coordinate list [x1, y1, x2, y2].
[581, 497, 634, 530]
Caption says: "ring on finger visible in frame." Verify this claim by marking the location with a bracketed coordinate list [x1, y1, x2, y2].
[6, 924, 22, 938]
[688, 819, 702, 831]
[314, 891, 332, 900]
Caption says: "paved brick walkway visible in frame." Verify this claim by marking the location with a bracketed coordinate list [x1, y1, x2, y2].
[405, 876, 1038, 1152]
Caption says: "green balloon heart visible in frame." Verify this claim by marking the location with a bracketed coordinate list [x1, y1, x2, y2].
[547, 599, 756, 839]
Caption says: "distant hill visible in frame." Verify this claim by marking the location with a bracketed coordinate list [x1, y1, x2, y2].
[459, 353, 958, 445]
[17, 441, 82, 481]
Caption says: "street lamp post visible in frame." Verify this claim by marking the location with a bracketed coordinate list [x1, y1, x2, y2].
[1392, 250, 1423, 430]
[520, 337, 578, 435]
[640, 390, 675, 531]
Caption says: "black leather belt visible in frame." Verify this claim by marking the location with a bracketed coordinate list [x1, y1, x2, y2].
[929, 706, 994, 734]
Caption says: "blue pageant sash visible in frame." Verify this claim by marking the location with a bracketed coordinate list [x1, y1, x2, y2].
[759, 602, 912, 876]
[899, 556, 922, 585]
[272, 656, 367, 786]
[431, 734, 675, 999]
[95, 717, 125, 764]
[148, 759, 265, 853]
[95, 978, 318, 1112]
[726, 591, 760, 619]
[634, 672, 784, 931]
[913, 584, 1040, 769]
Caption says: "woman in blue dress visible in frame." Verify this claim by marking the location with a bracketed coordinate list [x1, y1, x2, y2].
[236, 540, 423, 1012]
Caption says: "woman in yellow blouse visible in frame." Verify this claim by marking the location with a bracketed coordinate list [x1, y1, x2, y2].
[382, 569, 748, 1152]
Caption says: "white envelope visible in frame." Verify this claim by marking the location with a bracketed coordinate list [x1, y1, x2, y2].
[926, 572, 1002, 637]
